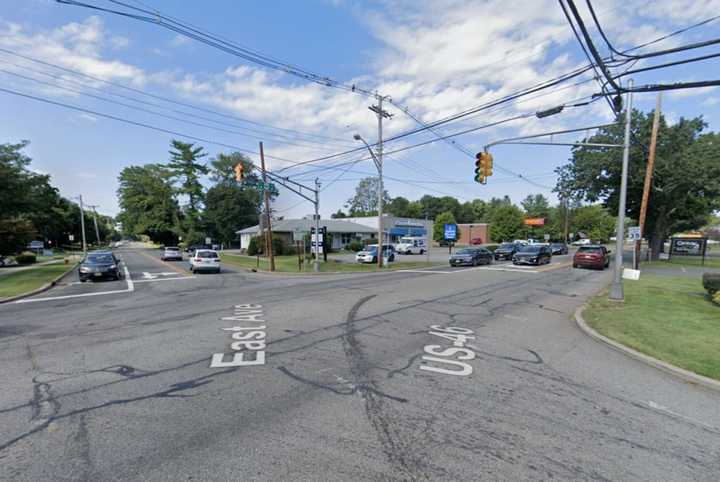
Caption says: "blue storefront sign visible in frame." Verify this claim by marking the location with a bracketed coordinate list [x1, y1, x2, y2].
[444, 224, 457, 240]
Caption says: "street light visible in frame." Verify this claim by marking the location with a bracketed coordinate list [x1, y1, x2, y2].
[353, 134, 384, 268]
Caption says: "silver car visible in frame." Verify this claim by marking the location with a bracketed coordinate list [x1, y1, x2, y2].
[189, 250, 221, 273]
[161, 246, 183, 261]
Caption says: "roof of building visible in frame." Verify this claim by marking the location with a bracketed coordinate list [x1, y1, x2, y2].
[236, 218, 378, 235]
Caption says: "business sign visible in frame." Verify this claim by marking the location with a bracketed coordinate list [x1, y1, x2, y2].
[544, 234, 550, 241]
[28, 240, 44, 249]
[443, 224, 457, 240]
[628, 226, 641, 241]
[523, 218, 546, 226]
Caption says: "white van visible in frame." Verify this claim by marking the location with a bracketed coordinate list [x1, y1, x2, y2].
[395, 236, 427, 255]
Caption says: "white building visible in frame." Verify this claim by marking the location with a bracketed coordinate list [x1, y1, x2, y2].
[342, 215, 434, 244]
[236, 218, 378, 251]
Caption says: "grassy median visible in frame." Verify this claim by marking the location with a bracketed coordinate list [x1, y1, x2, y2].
[0, 263, 75, 299]
[220, 253, 438, 273]
[584, 273, 720, 381]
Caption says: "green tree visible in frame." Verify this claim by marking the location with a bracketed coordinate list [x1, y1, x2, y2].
[203, 183, 261, 247]
[345, 177, 390, 216]
[166, 140, 209, 238]
[521, 194, 550, 218]
[571, 205, 617, 243]
[490, 204, 525, 242]
[433, 211, 457, 242]
[331, 209, 347, 219]
[386, 196, 411, 217]
[117, 164, 181, 245]
[556, 110, 720, 258]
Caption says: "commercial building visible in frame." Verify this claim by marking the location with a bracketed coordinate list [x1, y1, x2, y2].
[342, 215, 434, 244]
[236, 218, 377, 251]
[455, 223, 491, 245]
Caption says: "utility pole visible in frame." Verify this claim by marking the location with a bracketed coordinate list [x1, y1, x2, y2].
[259, 142, 275, 272]
[87, 204, 101, 245]
[369, 94, 392, 268]
[314, 178, 321, 272]
[77, 194, 87, 255]
[563, 197, 570, 243]
[636, 92, 662, 268]
[609, 79, 634, 301]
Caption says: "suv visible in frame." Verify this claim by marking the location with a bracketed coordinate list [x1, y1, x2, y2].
[79, 250, 123, 282]
[161, 246, 183, 261]
[512, 245, 552, 266]
[189, 249, 221, 273]
[494, 242, 520, 261]
[573, 245, 610, 270]
[356, 244, 395, 264]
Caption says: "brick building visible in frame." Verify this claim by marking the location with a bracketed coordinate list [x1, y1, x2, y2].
[455, 223, 491, 245]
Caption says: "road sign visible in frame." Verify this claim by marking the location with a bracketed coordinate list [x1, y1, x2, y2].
[68, 234, 74, 241]
[205, 237, 212, 245]
[544, 234, 550, 241]
[444, 224, 457, 240]
[628, 226, 641, 240]
[311, 233, 323, 243]
[569, 232, 574, 239]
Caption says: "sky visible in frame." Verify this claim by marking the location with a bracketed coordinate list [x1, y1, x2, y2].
[1, 0, 718, 219]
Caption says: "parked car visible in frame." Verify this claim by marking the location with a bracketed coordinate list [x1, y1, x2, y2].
[550, 242, 569, 255]
[449, 248, 492, 267]
[394, 236, 427, 255]
[494, 242, 520, 261]
[572, 238, 592, 246]
[512, 245, 552, 266]
[573, 245, 610, 270]
[161, 246, 183, 261]
[189, 249, 221, 273]
[79, 250, 123, 282]
[185, 244, 210, 254]
[470, 237, 484, 245]
[356, 244, 395, 264]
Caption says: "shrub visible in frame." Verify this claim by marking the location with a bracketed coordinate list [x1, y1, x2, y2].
[713, 291, 720, 307]
[702, 273, 720, 295]
[15, 252, 37, 265]
[346, 240, 364, 252]
[247, 236, 261, 256]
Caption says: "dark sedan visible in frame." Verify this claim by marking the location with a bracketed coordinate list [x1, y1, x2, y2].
[550, 242, 569, 255]
[512, 245, 552, 266]
[79, 251, 123, 282]
[494, 242, 520, 260]
[449, 248, 493, 267]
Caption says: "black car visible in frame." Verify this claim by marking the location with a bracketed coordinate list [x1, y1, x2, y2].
[512, 245, 552, 266]
[494, 242, 521, 260]
[79, 250, 123, 282]
[449, 248, 493, 267]
[550, 242, 569, 255]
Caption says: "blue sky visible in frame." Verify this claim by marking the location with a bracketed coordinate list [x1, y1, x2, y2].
[1, 0, 718, 219]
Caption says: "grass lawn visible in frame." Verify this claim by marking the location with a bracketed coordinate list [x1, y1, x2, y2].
[0, 263, 75, 299]
[584, 273, 720, 380]
[643, 257, 720, 270]
[220, 253, 439, 273]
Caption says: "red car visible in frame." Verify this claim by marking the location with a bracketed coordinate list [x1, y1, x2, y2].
[470, 237, 483, 245]
[573, 245, 610, 270]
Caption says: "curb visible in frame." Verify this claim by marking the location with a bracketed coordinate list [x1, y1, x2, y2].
[574, 304, 720, 392]
[0, 261, 79, 304]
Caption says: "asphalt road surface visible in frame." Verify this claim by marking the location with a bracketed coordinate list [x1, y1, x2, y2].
[1, 244, 719, 481]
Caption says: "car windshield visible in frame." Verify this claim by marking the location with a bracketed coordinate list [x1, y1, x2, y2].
[499, 243, 515, 249]
[578, 247, 603, 254]
[196, 251, 218, 258]
[518, 246, 542, 253]
[456, 249, 474, 255]
[551, 243, 564, 247]
[165, 247, 179, 251]
[86, 253, 114, 264]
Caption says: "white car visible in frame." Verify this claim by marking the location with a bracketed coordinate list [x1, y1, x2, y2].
[189, 249, 221, 273]
[394, 236, 427, 255]
[572, 238, 592, 246]
[161, 246, 183, 261]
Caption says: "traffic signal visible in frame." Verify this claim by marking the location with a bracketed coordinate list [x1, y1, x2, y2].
[485, 152, 493, 177]
[474, 152, 485, 184]
[234, 163, 244, 182]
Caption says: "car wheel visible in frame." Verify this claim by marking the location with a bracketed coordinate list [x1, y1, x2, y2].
[216, 268, 221, 274]
[420, 249, 425, 255]
[372, 256, 377, 264]
[573, 263, 578, 268]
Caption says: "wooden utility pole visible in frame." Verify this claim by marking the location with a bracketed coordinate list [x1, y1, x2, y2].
[259, 142, 275, 271]
[636, 92, 662, 268]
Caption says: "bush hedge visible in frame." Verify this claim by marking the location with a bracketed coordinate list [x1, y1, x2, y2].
[702, 273, 720, 295]
[15, 252, 37, 265]
[484, 244, 499, 252]
[346, 241, 364, 252]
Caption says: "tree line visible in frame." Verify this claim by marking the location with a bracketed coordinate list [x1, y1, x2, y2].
[117, 140, 269, 246]
[1, 141, 116, 256]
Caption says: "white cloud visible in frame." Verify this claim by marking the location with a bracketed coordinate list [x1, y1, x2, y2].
[78, 113, 98, 122]
[169, 34, 191, 48]
[110, 35, 129, 49]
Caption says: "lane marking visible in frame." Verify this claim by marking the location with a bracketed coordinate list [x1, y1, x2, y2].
[133, 276, 197, 283]
[136, 249, 189, 276]
[647, 401, 716, 430]
[16, 264, 133, 304]
[397, 269, 451, 274]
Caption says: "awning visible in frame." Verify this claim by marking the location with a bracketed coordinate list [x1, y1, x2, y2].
[389, 227, 426, 237]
